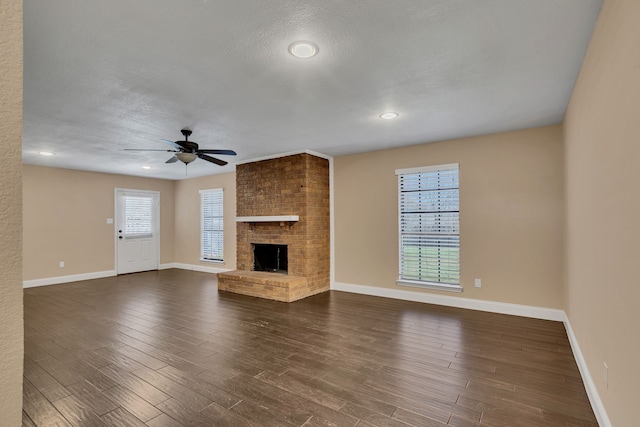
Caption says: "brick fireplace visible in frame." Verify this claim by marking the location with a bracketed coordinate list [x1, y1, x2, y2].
[217, 153, 330, 302]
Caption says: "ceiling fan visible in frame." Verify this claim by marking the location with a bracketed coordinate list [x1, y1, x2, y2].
[125, 129, 237, 166]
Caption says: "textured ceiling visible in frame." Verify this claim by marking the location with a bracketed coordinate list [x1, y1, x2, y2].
[23, 0, 602, 180]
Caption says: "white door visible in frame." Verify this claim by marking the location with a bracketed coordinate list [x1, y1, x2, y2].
[116, 189, 159, 274]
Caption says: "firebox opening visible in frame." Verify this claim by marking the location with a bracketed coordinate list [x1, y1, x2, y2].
[253, 244, 288, 274]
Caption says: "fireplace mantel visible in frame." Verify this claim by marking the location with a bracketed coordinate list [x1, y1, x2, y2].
[236, 215, 299, 223]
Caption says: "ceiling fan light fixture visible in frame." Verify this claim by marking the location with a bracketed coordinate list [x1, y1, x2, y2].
[379, 112, 399, 120]
[175, 152, 197, 164]
[288, 41, 319, 58]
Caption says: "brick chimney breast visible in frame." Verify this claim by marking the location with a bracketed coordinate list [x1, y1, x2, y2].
[218, 153, 330, 302]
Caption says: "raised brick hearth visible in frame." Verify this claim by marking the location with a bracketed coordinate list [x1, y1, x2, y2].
[217, 271, 309, 302]
[217, 153, 330, 302]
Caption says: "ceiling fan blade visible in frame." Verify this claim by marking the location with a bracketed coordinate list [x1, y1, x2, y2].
[166, 156, 178, 163]
[124, 149, 178, 152]
[197, 153, 227, 166]
[161, 139, 185, 150]
[198, 149, 237, 156]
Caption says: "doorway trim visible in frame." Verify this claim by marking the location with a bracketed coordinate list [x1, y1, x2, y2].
[114, 188, 161, 274]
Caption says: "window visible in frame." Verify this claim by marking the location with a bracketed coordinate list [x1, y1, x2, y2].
[123, 195, 153, 237]
[396, 164, 460, 292]
[200, 189, 224, 262]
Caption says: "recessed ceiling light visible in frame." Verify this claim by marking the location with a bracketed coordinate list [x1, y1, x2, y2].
[142, 166, 151, 170]
[379, 112, 399, 120]
[38, 151, 55, 156]
[288, 41, 319, 59]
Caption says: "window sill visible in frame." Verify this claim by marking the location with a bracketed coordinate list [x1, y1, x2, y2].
[397, 279, 463, 293]
[200, 259, 225, 265]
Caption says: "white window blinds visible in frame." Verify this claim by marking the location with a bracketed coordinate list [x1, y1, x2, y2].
[123, 195, 153, 237]
[397, 164, 460, 286]
[200, 189, 224, 262]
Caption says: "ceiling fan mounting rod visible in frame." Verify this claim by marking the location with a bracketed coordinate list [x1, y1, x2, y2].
[181, 129, 192, 140]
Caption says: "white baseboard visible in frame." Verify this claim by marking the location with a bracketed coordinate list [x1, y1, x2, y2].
[563, 314, 611, 427]
[23, 263, 230, 289]
[23, 270, 117, 288]
[159, 262, 231, 274]
[332, 281, 564, 321]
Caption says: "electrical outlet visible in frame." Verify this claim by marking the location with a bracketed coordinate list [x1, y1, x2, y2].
[106, 218, 114, 224]
[59, 261, 65, 268]
[603, 362, 608, 388]
[474, 278, 482, 288]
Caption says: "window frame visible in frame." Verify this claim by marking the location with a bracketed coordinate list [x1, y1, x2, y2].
[199, 188, 224, 263]
[396, 163, 462, 293]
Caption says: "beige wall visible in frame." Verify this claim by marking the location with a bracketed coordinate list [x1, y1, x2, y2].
[174, 172, 236, 269]
[23, 166, 175, 280]
[22, 165, 238, 280]
[0, 0, 24, 424]
[334, 126, 565, 308]
[563, 0, 640, 424]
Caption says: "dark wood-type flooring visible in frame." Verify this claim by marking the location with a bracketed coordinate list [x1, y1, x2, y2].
[23, 269, 597, 426]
